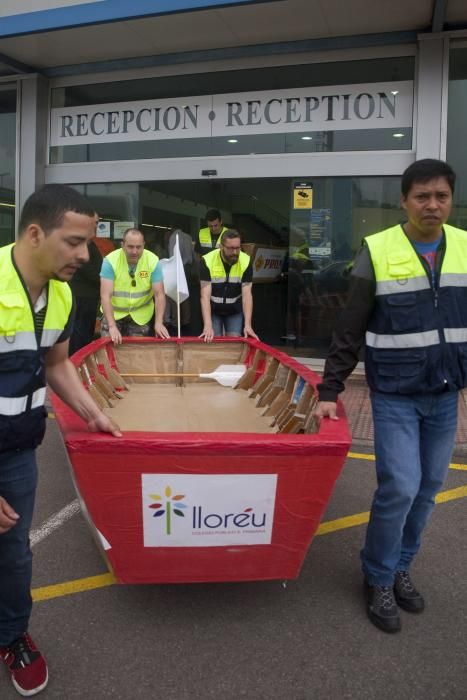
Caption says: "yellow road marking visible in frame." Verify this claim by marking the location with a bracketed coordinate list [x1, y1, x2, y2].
[316, 484, 467, 536]
[348, 451, 374, 461]
[31, 484, 467, 603]
[450, 462, 467, 471]
[32, 573, 116, 602]
[316, 512, 370, 535]
[435, 484, 467, 503]
[348, 451, 467, 471]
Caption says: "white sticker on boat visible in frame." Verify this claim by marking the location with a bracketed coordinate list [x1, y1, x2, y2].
[142, 474, 277, 547]
[96, 528, 112, 551]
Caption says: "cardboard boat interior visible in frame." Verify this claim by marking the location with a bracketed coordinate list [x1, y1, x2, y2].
[71, 337, 322, 435]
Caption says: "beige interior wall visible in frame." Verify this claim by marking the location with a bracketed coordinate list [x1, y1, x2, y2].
[105, 383, 276, 433]
[114, 341, 247, 383]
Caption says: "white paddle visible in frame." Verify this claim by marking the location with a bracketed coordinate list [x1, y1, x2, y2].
[120, 364, 247, 388]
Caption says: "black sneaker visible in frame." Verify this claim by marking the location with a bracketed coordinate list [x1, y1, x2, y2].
[364, 580, 401, 633]
[0, 633, 48, 697]
[394, 570, 425, 613]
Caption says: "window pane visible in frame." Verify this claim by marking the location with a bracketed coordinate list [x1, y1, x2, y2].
[447, 45, 467, 229]
[0, 87, 16, 245]
[67, 176, 402, 355]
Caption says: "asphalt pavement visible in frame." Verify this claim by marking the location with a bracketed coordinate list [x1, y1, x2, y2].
[0, 401, 466, 699]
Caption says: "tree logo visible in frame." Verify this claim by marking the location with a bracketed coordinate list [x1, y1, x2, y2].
[148, 486, 187, 535]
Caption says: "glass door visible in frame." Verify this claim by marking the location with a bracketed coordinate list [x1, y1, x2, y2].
[72, 175, 403, 355]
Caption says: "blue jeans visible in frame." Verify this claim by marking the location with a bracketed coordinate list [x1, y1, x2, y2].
[0, 449, 37, 645]
[361, 390, 458, 587]
[212, 312, 243, 337]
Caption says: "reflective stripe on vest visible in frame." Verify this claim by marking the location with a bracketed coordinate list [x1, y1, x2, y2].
[105, 248, 158, 324]
[0, 387, 46, 416]
[0, 330, 37, 352]
[374, 275, 429, 296]
[210, 275, 243, 284]
[112, 289, 148, 298]
[111, 299, 153, 314]
[211, 295, 241, 304]
[439, 272, 467, 288]
[41, 328, 65, 347]
[0, 328, 64, 352]
[444, 328, 467, 343]
[366, 329, 440, 349]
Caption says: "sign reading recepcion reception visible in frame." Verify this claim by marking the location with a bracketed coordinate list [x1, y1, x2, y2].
[50, 81, 413, 147]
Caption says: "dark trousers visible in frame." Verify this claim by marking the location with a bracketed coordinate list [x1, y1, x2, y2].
[69, 296, 99, 356]
[0, 448, 37, 645]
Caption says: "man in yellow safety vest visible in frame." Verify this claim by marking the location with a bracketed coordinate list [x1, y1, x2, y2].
[100, 228, 170, 344]
[199, 229, 259, 342]
[315, 159, 466, 635]
[197, 208, 228, 254]
[0, 184, 121, 697]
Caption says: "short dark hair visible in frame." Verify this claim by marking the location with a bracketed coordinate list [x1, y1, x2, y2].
[206, 208, 222, 222]
[220, 229, 241, 245]
[18, 184, 95, 236]
[401, 159, 456, 197]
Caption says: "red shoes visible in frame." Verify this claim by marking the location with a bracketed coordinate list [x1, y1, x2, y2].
[0, 633, 48, 696]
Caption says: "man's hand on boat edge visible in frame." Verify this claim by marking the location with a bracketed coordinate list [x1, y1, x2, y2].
[199, 325, 259, 343]
[243, 324, 259, 341]
[108, 323, 123, 345]
[46, 344, 123, 437]
[87, 413, 122, 438]
[199, 324, 215, 343]
[314, 401, 339, 421]
[155, 321, 171, 339]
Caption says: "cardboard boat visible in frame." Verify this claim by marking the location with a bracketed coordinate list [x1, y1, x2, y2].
[51, 337, 351, 584]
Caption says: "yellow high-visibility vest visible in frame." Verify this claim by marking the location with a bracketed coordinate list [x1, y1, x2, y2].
[203, 248, 251, 313]
[0, 243, 73, 451]
[198, 225, 228, 252]
[104, 248, 159, 325]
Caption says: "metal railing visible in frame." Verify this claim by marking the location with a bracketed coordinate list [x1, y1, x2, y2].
[231, 194, 289, 236]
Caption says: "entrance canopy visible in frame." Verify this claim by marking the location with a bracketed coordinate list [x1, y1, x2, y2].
[0, 0, 466, 79]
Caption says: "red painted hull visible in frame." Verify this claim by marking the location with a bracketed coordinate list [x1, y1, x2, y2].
[51, 337, 351, 584]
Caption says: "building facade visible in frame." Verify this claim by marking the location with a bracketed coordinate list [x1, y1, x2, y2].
[1, 0, 467, 352]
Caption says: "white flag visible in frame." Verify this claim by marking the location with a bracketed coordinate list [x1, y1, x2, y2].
[160, 235, 189, 303]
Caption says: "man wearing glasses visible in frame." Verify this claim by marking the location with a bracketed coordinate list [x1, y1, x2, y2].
[100, 228, 169, 344]
[199, 229, 259, 342]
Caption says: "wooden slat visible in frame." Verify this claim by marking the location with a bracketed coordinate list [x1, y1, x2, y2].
[86, 356, 122, 403]
[95, 347, 129, 391]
